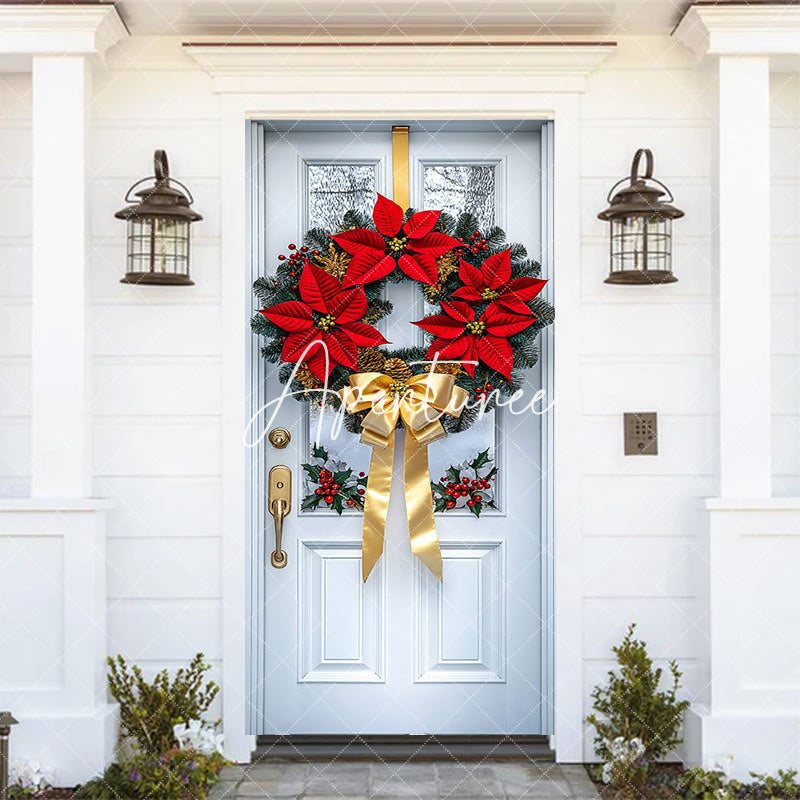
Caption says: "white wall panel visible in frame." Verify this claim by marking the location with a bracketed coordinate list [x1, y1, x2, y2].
[108, 598, 222, 660]
[0, 244, 32, 297]
[93, 359, 221, 416]
[90, 305, 221, 356]
[580, 357, 715, 415]
[93, 418, 221, 476]
[583, 598, 706, 660]
[580, 475, 711, 537]
[582, 535, 700, 598]
[107, 536, 221, 599]
[99, 476, 221, 538]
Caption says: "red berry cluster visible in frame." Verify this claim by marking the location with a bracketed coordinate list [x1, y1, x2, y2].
[440, 475, 493, 508]
[474, 382, 494, 401]
[278, 243, 322, 288]
[468, 231, 488, 254]
[313, 468, 341, 504]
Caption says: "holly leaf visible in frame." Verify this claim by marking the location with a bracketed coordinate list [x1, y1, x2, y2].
[446, 466, 461, 483]
[301, 494, 322, 510]
[302, 463, 321, 481]
[434, 498, 448, 513]
[311, 444, 328, 460]
[430, 482, 446, 496]
[373, 193, 404, 237]
[332, 494, 344, 514]
[469, 501, 482, 517]
[333, 469, 352, 484]
[470, 449, 491, 470]
[357, 476, 368, 486]
[485, 466, 498, 481]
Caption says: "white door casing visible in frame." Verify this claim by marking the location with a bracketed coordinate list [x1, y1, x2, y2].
[184, 39, 615, 761]
[248, 123, 545, 735]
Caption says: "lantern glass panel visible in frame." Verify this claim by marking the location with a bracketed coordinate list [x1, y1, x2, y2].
[126, 217, 190, 277]
[609, 215, 672, 275]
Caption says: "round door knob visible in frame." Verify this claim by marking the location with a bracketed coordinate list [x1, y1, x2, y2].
[268, 427, 291, 449]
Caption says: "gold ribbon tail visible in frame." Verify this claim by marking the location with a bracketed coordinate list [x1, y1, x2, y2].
[361, 433, 394, 582]
[404, 432, 443, 582]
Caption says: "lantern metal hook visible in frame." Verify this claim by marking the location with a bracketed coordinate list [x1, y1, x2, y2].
[604, 147, 675, 206]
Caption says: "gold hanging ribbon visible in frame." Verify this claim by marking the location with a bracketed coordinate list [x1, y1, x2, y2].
[338, 372, 469, 581]
[391, 126, 410, 210]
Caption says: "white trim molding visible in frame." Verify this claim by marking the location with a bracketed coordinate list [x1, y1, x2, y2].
[183, 40, 616, 93]
[0, 4, 127, 62]
[674, 3, 800, 68]
[193, 39, 614, 764]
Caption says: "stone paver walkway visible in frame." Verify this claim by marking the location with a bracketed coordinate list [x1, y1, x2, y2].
[209, 761, 599, 799]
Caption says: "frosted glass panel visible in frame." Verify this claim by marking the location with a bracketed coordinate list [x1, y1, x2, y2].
[423, 164, 495, 229]
[307, 163, 376, 230]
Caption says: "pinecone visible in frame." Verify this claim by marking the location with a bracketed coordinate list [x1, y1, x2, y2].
[296, 363, 321, 390]
[357, 347, 386, 373]
[383, 357, 412, 382]
[424, 361, 463, 376]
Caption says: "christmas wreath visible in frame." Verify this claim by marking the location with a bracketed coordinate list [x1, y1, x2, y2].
[252, 193, 554, 434]
[252, 193, 553, 582]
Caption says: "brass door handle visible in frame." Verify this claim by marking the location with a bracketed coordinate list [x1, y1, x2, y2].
[268, 465, 291, 568]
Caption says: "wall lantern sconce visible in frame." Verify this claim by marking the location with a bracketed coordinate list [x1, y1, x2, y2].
[0, 711, 18, 800]
[114, 150, 202, 286]
[598, 148, 684, 285]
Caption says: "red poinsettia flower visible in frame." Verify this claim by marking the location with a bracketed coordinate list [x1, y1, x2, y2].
[332, 194, 462, 287]
[260, 262, 388, 380]
[413, 300, 535, 380]
[450, 249, 547, 316]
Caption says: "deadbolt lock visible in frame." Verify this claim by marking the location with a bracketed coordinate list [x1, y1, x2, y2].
[268, 427, 291, 449]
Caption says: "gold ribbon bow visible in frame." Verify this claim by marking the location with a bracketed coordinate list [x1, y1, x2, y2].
[338, 372, 469, 582]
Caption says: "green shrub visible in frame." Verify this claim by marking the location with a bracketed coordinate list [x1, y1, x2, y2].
[586, 623, 690, 764]
[75, 750, 226, 800]
[107, 652, 219, 756]
[750, 769, 800, 800]
[678, 767, 741, 800]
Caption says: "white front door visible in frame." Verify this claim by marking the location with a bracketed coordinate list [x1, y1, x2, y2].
[249, 122, 546, 735]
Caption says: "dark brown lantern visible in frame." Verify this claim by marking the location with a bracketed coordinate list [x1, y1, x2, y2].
[115, 150, 202, 286]
[598, 148, 684, 285]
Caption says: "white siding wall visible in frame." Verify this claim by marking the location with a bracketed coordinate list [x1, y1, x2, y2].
[771, 72, 800, 496]
[2, 33, 793, 753]
[579, 38, 714, 757]
[90, 38, 223, 689]
[0, 73, 32, 497]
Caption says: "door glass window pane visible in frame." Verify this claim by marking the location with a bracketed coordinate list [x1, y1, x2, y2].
[423, 164, 495, 230]
[307, 163, 376, 230]
[303, 162, 377, 512]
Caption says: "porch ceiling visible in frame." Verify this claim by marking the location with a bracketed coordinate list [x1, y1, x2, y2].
[108, 0, 691, 36]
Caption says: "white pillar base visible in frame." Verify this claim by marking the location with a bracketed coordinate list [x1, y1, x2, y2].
[9, 706, 119, 787]
[0, 501, 116, 785]
[683, 705, 800, 778]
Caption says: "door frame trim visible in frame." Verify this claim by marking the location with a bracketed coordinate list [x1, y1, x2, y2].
[188, 40, 616, 762]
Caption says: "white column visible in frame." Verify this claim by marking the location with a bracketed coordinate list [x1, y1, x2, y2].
[717, 55, 771, 498]
[31, 56, 91, 498]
